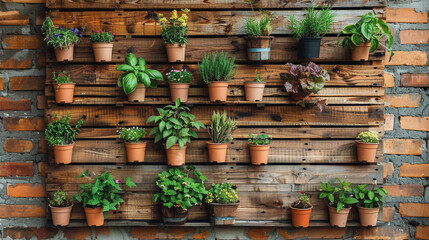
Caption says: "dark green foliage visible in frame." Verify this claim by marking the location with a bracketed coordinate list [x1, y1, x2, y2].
[320, 178, 359, 213]
[49, 189, 72, 207]
[353, 184, 389, 208]
[245, 11, 274, 36]
[248, 134, 271, 145]
[208, 111, 236, 143]
[42, 17, 81, 49]
[52, 71, 72, 87]
[289, 6, 335, 39]
[198, 52, 238, 85]
[44, 113, 84, 146]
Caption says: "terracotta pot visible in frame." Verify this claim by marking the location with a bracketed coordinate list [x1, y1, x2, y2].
[127, 83, 146, 102]
[125, 142, 147, 163]
[53, 83, 75, 104]
[207, 142, 228, 163]
[356, 141, 378, 163]
[209, 202, 239, 225]
[244, 82, 265, 102]
[169, 83, 190, 103]
[53, 143, 74, 164]
[328, 205, 351, 227]
[357, 206, 379, 227]
[208, 82, 229, 102]
[351, 42, 371, 61]
[165, 43, 186, 62]
[92, 42, 113, 62]
[289, 204, 313, 228]
[50, 204, 73, 227]
[165, 143, 186, 166]
[54, 45, 74, 62]
[249, 144, 270, 165]
[84, 207, 104, 226]
[244, 36, 274, 61]
[161, 205, 188, 224]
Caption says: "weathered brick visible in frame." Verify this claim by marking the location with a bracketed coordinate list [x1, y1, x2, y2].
[279, 227, 347, 239]
[0, 204, 45, 218]
[385, 51, 427, 66]
[383, 207, 394, 222]
[36, 95, 47, 109]
[2, 35, 44, 49]
[386, 8, 428, 23]
[130, 227, 195, 239]
[416, 226, 429, 240]
[9, 76, 44, 91]
[2, 227, 58, 240]
[0, 77, 3, 90]
[384, 184, 424, 197]
[385, 93, 421, 108]
[35, 11, 44, 25]
[63, 227, 92, 240]
[7, 184, 46, 198]
[36, 51, 46, 67]
[400, 30, 429, 44]
[2, 0, 46, 3]
[399, 163, 429, 177]
[401, 73, 429, 87]
[0, 162, 33, 176]
[193, 230, 210, 239]
[0, 57, 32, 69]
[384, 114, 394, 131]
[247, 227, 273, 240]
[3, 117, 45, 131]
[38, 138, 47, 153]
[383, 162, 394, 178]
[0, 11, 29, 25]
[3, 139, 34, 153]
[95, 227, 110, 238]
[400, 116, 429, 131]
[354, 226, 409, 240]
[38, 162, 47, 177]
[399, 203, 429, 217]
[0, 97, 31, 111]
[384, 139, 423, 155]
[384, 73, 395, 88]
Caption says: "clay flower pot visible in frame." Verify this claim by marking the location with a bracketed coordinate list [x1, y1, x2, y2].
[249, 144, 270, 165]
[244, 36, 274, 61]
[169, 83, 190, 103]
[125, 142, 147, 163]
[165, 143, 186, 166]
[84, 207, 104, 226]
[207, 142, 228, 163]
[53, 83, 75, 104]
[208, 82, 229, 102]
[54, 45, 74, 62]
[356, 141, 378, 163]
[244, 82, 265, 102]
[53, 143, 74, 164]
[50, 204, 73, 227]
[209, 202, 239, 225]
[357, 206, 379, 227]
[92, 42, 113, 62]
[328, 205, 351, 227]
[165, 43, 186, 62]
[298, 37, 321, 59]
[161, 205, 188, 224]
[127, 83, 146, 102]
[351, 42, 371, 61]
[290, 204, 313, 228]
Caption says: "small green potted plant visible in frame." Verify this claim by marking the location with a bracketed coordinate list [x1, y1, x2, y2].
[153, 166, 208, 224]
[157, 9, 190, 62]
[147, 99, 205, 166]
[244, 7, 275, 61]
[49, 189, 73, 227]
[207, 111, 237, 163]
[120, 127, 147, 163]
[166, 67, 192, 102]
[244, 71, 265, 102]
[248, 134, 271, 165]
[289, 6, 335, 59]
[281, 62, 330, 112]
[198, 52, 238, 102]
[206, 183, 239, 225]
[116, 53, 163, 102]
[356, 131, 379, 163]
[353, 184, 389, 227]
[289, 191, 312, 228]
[52, 71, 74, 104]
[73, 170, 136, 227]
[42, 17, 81, 62]
[320, 178, 359, 227]
[90, 30, 115, 62]
[45, 113, 84, 164]
[338, 12, 393, 61]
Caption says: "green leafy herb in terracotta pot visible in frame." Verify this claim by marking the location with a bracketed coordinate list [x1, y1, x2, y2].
[207, 111, 237, 163]
[353, 184, 389, 227]
[290, 191, 313, 228]
[52, 71, 75, 104]
[120, 127, 147, 163]
[248, 134, 271, 165]
[49, 189, 73, 227]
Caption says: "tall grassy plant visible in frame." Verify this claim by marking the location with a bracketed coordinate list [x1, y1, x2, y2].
[208, 111, 237, 143]
[245, 11, 274, 36]
[198, 52, 238, 85]
[289, 6, 335, 39]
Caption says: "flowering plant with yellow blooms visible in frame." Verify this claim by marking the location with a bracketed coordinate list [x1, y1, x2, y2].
[357, 131, 379, 144]
[158, 9, 190, 46]
[206, 183, 238, 204]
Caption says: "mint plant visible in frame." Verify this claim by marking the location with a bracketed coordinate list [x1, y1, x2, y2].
[49, 189, 72, 207]
[248, 134, 271, 145]
[353, 184, 388, 208]
[320, 178, 359, 213]
[45, 113, 84, 146]
[119, 127, 146, 143]
[52, 71, 72, 87]
[90, 30, 115, 43]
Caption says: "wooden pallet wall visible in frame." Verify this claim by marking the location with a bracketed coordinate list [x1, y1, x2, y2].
[44, 0, 386, 226]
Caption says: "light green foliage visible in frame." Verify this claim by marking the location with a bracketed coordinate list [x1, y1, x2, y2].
[206, 183, 238, 204]
[198, 52, 238, 85]
[147, 99, 205, 149]
[248, 134, 271, 145]
[52, 71, 72, 87]
[42, 17, 81, 49]
[208, 111, 237, 143]
[119, 127, 146, 143]
[320, 178, 359, 213]
[45, 113, 84, 146]
[73, 170, 136, 213]
[158, 9, 189, 46]
[90, 30, 114, 43]
[49, 189, 72, 207]
[166, 68, 192, 83]
[153, 166, 208, 210]
[357, 131, 379, 144]
[289, 6, 335, 39]
[254, 71, 264, 83]
[353, 184, 389, 208]
[245, 11, 274, 36]
[116, 53, 163, 94]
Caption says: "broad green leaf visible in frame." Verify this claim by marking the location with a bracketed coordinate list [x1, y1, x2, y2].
[116, 64, 134, 72]
[137, 72, 151, 88]
[337, 202, 344, 213]
[166, 136, 178, 149]
[368, 190, 375, 200]
[342, 24, 357, 34]
[328, 193, 334, 203]
[125, 53, 138, 66]
[369, 38, 379, 53]
[126, 177, 136, 188]
[145, 69, 164, 80]
[361, 22, 373, 40]
[137, 58, 146, 70]
[122, 73, 138, 95]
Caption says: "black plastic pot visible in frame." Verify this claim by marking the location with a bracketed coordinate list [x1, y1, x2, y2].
[299, 37, 322, 59]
